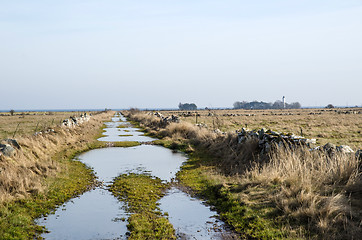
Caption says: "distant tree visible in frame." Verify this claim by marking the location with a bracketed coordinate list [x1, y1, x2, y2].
[178, 103, 197, 110]
[272, 100, 284, 109]
[287, 102, 302, 109]
[233, 100, 301, 109]
[10, 109, 15, 116]
[326, 104, 335, 109]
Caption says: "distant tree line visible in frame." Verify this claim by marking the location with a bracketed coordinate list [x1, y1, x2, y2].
[178, 103, 197, 110]
[233, 100, 301, 110]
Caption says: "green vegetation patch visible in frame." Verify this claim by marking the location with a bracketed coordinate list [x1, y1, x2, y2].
[95, 123, 108, 139]
[118, 134, 133, 137]
[112, 141, 141, 147]
[152, 139, 193, 153]
[109, 174, 175, 239]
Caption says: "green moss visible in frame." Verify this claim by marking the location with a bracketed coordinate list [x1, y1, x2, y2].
[118, 134, 133, 137]
[109, 174, 175, 239]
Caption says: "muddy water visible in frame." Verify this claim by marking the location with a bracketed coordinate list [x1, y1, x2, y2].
[37, 114, 237, 239]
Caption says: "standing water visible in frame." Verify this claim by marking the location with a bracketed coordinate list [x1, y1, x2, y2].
[37, 113, 238, 239]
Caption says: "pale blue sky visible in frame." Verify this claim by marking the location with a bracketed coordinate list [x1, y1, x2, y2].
[1, 0, 361, 110]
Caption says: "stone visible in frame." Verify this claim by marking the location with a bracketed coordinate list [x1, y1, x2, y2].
[258, 128, 267, 140]
[2, 139, 21, 149]
[355, 150, 362, 160]
[323, 143, 336, 154]
[0, 144, 16, 157]
[336, 145, 354, 153]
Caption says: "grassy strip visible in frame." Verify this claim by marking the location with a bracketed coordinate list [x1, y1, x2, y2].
[109, 174, 175, 239]
[113, 141, 141, 147]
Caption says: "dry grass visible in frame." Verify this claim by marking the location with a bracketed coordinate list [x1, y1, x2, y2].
[159, 108, 362, 149]
[0, 111, 114, 203]
[244, 146, 362, 238]
[125, 110, 362, 239]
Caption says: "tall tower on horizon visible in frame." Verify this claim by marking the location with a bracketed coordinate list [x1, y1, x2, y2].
[282, 96, 286, 109]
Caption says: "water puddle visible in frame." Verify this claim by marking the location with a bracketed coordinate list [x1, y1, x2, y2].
[37, 113, 238, 239]
[98, 115, 155, 142]
[77, 145, 185, 183]
[36, 188, 128, 240]
[159, 187, 237, 240]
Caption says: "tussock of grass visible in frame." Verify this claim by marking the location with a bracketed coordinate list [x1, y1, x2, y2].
[243, 146, 362, 238]
[109, 174, 175, 239]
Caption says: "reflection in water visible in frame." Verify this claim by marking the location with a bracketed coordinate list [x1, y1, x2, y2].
[78, 145, 186, 183]
[36, 188, 128, 240]
[98, 115, 155, 142]
[159, 187, 235, 240]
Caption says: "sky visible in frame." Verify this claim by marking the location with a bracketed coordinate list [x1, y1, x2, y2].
[1, 0, 362, 110]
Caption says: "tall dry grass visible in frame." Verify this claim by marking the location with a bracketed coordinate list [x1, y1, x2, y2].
[244, 146, 362, 238]
[125, 110, 362, 239]
[0, 111, 114, 203]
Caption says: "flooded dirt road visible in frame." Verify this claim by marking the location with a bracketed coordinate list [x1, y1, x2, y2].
[37, 113, 238, 239]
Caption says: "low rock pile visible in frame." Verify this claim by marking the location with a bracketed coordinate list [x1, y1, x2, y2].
[237, 128, 317, 154]
[150, 112, 180, 125]
[1, 113, 92, 157]
[236, 128, 359, 157]
[62, 113, 91, 128]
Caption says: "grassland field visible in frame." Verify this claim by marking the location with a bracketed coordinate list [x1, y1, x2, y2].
[0, 111, 100, 139]
[158, 108, 362, 149]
